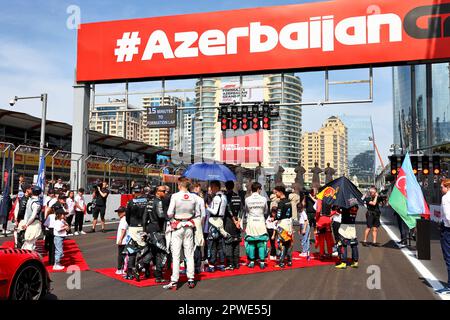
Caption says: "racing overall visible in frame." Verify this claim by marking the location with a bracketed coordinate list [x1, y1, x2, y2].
[206, 192, 228, 268]
[244, 192, 269, 263]
[125, 196, 148, 276]
[224, 190, 242, 269]
[338, 206, 359, 263]
[143, 195, 168, 280]
[191, 193, 206, 273]
[275, 198, 293, 266]
[167, 191, 200, 283]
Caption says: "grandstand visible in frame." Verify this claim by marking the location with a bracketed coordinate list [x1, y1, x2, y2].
[0, 108, 176, 193]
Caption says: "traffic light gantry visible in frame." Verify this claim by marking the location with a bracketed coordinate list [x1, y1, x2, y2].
[218, 101, 279, 131]
[389, 154, 441, 176]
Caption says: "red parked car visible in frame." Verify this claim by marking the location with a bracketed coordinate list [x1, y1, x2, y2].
[0, 247, 51, 300]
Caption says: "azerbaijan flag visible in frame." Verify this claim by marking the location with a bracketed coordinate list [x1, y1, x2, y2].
[388, 153, 430, 230]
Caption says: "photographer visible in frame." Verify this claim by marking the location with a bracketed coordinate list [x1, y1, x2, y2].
[91, 182, 109, 233]
[362, 186, 382, 247]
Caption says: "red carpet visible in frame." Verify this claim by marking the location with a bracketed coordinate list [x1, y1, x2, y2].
[1, 240, 89, 273]
[94, 253, 336, 288]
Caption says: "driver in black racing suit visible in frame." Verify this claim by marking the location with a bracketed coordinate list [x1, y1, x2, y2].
[143, 186, 169, 283]
[125, 185, 148, 280]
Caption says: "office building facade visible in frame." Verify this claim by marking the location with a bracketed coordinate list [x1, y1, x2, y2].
[393, 63, 450, 203]
[340, 115, 375, 187]
[393, 63, 450, 153]
[301, 116, 348, 185]
[194, 74, 303, 168]
[89, 98, 141, 141]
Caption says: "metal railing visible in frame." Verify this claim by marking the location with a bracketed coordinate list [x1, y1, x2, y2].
[0, 142, 199, 195]
[84, 155, 111, 183]
[11, 145, 52, 194]
[51, 150, 84, 191]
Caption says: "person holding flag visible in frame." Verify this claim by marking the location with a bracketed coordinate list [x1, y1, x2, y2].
[36, 155, 46, 208]
[388, 153, 430, 245]
[0, 155, 13, 237]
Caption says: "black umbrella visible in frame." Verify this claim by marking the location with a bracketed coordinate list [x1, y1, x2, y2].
[317, 176, 364, 209]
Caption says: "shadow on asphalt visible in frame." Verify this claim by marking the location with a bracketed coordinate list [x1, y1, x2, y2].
[43, 293, 58, 300]
[418, 277, 448, 290]
[381, 239, 417, 252]
[381, 240, 401, 250]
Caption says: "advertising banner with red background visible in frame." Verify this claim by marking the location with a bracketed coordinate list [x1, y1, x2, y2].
[221, 131, 263, 164]
[77, 0, 450, 82]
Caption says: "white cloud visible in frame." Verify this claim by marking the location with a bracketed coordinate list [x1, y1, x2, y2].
[0, 39, 58, 75]
[0, 39, 73, 124]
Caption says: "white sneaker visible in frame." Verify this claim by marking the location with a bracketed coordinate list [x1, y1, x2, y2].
[53, 264, 65, 271]
[80, 231, 86, 235]
[332, 252, 339, 257]
[115, 270, 123, 275]
[269, 256, 276, 261]
[299, 252, 308, 257]
[74, 232, 80, 236]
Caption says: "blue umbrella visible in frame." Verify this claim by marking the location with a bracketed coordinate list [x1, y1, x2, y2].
[183, 162, 236, 182]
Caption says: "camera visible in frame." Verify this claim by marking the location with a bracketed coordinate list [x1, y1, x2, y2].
[9, 98, 17, 106]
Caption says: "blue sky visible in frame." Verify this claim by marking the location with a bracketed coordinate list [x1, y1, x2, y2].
[0, 0, 393, 166]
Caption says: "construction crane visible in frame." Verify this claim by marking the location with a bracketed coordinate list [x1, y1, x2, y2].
[369, 117, 385, 170]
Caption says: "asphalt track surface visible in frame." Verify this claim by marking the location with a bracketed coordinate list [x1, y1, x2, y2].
[1, 208, 443, 300]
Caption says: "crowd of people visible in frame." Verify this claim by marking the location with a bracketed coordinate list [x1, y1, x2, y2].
[117, 178, 380, 290]
[5, 176, 113, 270]
[4, 173, 449, 294]
[4, 174, 380, 279]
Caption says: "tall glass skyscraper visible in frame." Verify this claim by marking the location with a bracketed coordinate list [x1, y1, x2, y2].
[392, 63, 450, 203]
[267, 74, 303, 168]
[431, 64, 450, 145]
[194, 74, 303, 168]
[392, 67, 413, 151]
[340, 115, 375, 186]
[194, 79, 218, 161]
[393, 63, 450, 152]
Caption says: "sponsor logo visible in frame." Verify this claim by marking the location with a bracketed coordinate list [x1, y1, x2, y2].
[222, 144, 262, 152]
[321, 186, 339, 199]
[404, 3, 450, 39]
[78, 1, 450, 82]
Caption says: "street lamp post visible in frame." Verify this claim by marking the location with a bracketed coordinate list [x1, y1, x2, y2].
[10, 94, 48, 161]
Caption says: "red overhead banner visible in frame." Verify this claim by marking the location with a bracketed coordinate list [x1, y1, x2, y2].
[77, 0, 450, 82]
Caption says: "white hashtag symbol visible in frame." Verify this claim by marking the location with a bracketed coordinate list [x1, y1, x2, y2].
[114, 32, 141, 62]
